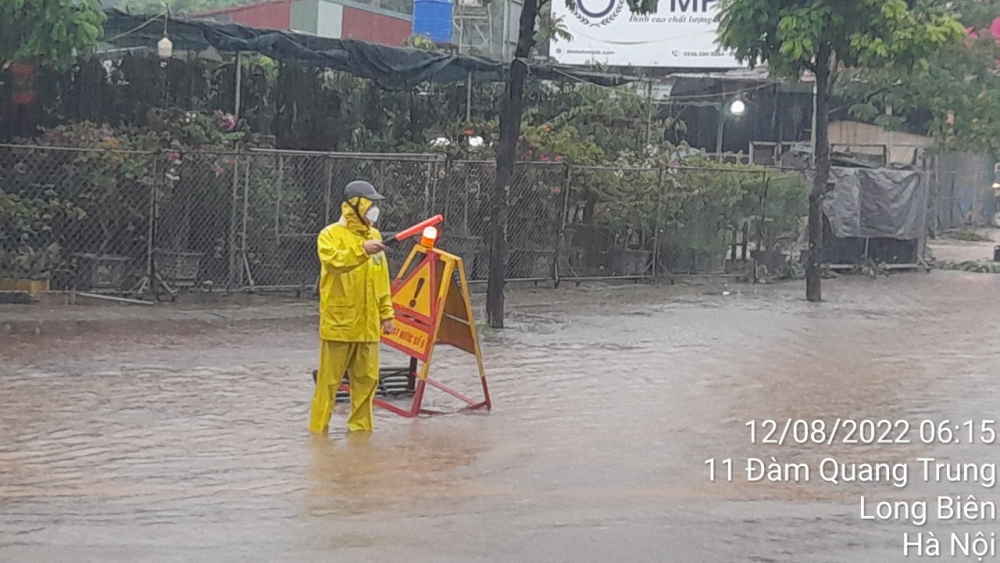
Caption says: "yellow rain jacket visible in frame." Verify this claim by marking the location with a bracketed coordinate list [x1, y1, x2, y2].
[317, 198, 395, 342]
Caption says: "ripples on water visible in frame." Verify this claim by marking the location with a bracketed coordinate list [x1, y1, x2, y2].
[2, 272, 1000, 562]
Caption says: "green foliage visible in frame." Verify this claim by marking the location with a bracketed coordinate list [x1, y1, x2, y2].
[946, 0, 1000, 29]
[0, 109, 258, 285]
[716, 0, 964, 79]
[715, 0, 960, 295]
[947, 229, 993, 242]
[537, 10, 572, 43]
[838, 24, 1000, 155]
[422, 82, 658, 164]
[0, 0, 106, 68]
[0, 190, 85, 278]
[403, 35, 438, 51]
[12, 54, 814, 278]
[659, 158, 807, 258]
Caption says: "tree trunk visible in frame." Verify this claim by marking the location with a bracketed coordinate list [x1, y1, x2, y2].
[806, 46, 833, 303]
[487, 0, 537, 329]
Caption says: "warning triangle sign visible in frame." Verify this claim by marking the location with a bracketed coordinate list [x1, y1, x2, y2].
[391, 256, 436, 322]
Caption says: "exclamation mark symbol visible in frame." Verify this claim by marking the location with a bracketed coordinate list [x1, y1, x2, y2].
[409, 278, 426, 308]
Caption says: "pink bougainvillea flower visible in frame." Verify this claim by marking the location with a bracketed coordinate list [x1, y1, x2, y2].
[554, 156, 563, 162]
[167, 152, 181, 164]
[991, 17, 1000, 41]
[214, 164, 226, 177]
[551, 188, 561, 196]
[217, 112, 237, 131]
[540, 154, 551, 162]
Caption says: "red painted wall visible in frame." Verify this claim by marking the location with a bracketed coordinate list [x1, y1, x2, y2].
[340, 7, 412, 46]
[198, 0, 291, 30]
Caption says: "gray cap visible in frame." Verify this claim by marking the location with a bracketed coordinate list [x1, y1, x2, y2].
[344, 180, 384, 201]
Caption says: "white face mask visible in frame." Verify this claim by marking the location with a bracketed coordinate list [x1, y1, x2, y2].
[365, 205, 380, 223]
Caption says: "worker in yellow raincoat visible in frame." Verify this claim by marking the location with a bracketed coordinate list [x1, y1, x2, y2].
[310, 180, 395, 434]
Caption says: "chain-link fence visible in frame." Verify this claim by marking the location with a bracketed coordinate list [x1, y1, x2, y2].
[0, 145, 809, 298]
[0, 144, 157, 293]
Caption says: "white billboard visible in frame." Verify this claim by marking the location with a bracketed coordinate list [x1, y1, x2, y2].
[550, 0, 744, 68]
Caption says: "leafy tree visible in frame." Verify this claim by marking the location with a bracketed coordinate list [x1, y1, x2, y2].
[483, 0, 651, 328]
[0, 0, 106, 69]
[946, 0, 1000, 29]
[839, 2, 1000, 156]
[841, 31, 1000, 155]
[716, 0, 963, 301]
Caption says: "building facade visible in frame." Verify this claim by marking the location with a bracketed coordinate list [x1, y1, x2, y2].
[194, 0, 413, 46]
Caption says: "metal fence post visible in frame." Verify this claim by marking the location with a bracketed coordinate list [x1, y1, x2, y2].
[554, 164, 573, 287]
[442, 160, 452, 220]
[146, 153, 157, 292]
[228, 153, 240, 290]
[754, 171, 770, 282]
[275, 154, 283, 242]
[324, 156, 333, 225]
[424, 161, 432, 218]
[653, 167, 664, 280]
[241, 154, 251, 288]
[463, 162, 471, 236]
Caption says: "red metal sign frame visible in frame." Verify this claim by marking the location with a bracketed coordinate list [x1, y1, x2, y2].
[338, 243, 491, 417]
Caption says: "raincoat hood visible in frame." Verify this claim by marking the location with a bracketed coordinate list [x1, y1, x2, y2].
[340, 197, 374, 234]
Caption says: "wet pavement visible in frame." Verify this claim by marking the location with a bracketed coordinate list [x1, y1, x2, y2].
[3, 272, 1000, 562]
[928, 227, 1000, 263]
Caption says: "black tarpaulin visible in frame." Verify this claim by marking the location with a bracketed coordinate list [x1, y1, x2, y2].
[101, 10, 636, 90]
[819, 167, 928, 240]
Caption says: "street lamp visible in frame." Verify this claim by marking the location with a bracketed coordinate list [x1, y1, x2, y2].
[157, 10, 173, 59]
[717, 97, 748, 157]
[157, 35, 173, 59]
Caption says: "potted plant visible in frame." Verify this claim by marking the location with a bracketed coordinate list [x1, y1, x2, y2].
[0, 244, 60, 299]
[0, 182, 86, 295]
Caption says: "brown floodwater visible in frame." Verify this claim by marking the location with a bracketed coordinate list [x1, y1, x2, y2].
[3, 271, 1000, 562]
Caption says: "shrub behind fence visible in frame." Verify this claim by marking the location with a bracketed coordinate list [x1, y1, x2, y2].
[0, 145, 807, 295]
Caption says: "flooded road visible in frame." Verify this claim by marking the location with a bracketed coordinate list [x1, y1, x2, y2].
[3, 272, 1000, 562]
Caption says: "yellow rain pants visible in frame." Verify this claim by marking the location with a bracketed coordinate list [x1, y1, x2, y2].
[308, 198, 394, 434]
[310, 341, 380, 433]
